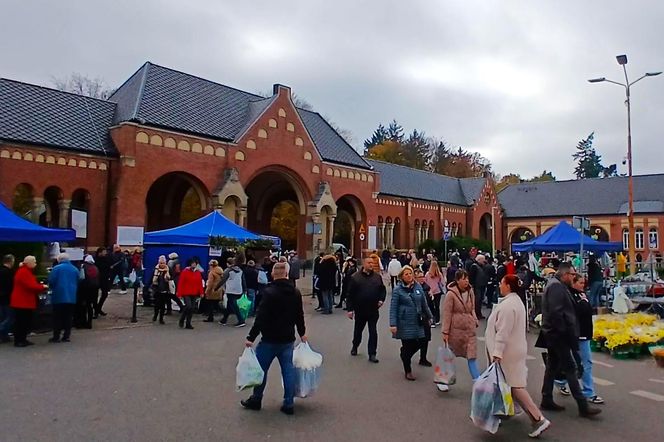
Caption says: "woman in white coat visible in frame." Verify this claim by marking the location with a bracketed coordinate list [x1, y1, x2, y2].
[485, 274, 550, 438]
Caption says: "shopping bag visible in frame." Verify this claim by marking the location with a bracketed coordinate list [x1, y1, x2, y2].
[493, 363, 514, 417]
[237, 294, 252, 320]
[236, 348, 265, 392]
[292, 342, 323, 398]
[128, 270, 137, 285]
[433, 345, 456, 385]
[470, 364, 501, 434]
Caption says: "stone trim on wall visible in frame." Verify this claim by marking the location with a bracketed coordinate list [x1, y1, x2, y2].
[0, 147, 109, 171]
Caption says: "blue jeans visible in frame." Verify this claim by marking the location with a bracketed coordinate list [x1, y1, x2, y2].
[554, 340, 595, 398]
[468, 359, 480, 381]
[247, 289, 256, 317]
[0, 304, 13, 339]
[251, 341, 296, 407]
[589, 281, 603, 308]
[321, 289, 333, 313]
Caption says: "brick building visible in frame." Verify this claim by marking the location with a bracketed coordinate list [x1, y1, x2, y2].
[0, 62, 502, 258]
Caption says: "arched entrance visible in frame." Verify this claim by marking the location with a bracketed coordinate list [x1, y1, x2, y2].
[146, 172, 209, 231]
[12, 183, 33, 219]
[41, 186, 63, 228]
[479, 213, 492, 242]
[589, 225, 609, 242]
[334, 195, 365, 257]
[246, 169, 308, 253]
[510, 227, 535, 245]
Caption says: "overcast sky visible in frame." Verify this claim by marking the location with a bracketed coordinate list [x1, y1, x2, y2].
[2, 0, 663, 180]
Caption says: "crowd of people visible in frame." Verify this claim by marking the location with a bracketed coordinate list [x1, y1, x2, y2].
[1, 242, 612, 437]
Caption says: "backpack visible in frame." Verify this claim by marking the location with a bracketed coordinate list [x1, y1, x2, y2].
[225, 268, 244, 294]
[257, 270, 268, 285]
[85, 264, 99, 284]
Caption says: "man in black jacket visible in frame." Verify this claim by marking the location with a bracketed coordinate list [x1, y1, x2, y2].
[347, 257, 386, 363]
[242, 263, 306, 415]
[94, 247, 112, 317]
[469, 255, 488, 319]
[540, 263, 601, 417]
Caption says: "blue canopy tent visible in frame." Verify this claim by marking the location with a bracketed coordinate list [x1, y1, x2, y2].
[142, 211, 264, 275]
[0, 201, 75, 242]
[512, 221, 622, 253]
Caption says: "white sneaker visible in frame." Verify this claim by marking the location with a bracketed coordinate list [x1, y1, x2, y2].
[528, 417, 551, 438]
[119, 290, 127, 295]
[436, 384, 449, 392]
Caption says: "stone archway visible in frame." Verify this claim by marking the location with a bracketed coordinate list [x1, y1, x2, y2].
[509, 227, 535, 245]
[145, 172, 210, 231]
[245, 167, 310, 254]
[334, 194, 365, 257]
[479, 212, 492, 242]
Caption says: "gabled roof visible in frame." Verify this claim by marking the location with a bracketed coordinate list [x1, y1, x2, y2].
[0, 79, 116, 156]
[296, 108, 371, 169]
[110, 62, 371, 169]
[367, 160, 485, 206]
[498, 174, 664, 218]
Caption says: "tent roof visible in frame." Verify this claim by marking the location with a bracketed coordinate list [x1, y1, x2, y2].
[143, 210, 261, 246]
[512, 221, 622, 253]
[0, 202, 75, 242]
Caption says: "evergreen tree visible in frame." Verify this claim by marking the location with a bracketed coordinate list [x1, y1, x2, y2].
[363, 123, 389, 151]
[386, 120, 405, 143]
[572, 132, 604, 178]
[403, 129, 430, 170]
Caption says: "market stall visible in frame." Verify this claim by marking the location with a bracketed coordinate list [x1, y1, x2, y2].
[512, 221, 622, 254]
[0, 201, 75, 242]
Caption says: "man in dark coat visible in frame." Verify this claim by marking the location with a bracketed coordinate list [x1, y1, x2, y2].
[94, 247, 112, 317]
[540, 263, 601, 417]
[242, 262, 306, 415]
[347, 257, 386, 363]
[317, 255, 338, 314]
[0, 254, 15, 343]
[469, 255, 488, 319]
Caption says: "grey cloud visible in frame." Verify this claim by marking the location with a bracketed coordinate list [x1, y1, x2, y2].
[2, 0, 663, 180]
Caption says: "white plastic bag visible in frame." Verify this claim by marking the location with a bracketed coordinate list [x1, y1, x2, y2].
[433, 345, 456, 385]
[236, 348, 265, 392]
[128, 270, 137, 284]
[470, 363, 501, 434]
[292, 342, 323, 398]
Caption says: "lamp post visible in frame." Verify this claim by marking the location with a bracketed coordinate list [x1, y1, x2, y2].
[491, 206, 497, 259]
[588, 55, 661, 274]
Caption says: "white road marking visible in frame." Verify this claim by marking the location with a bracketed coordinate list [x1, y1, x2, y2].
[593, 360, 614, 368]
[648, 378, 664, 385]
[526, 355, 536, 360]
[592, 377, 615, 386]
[630, 390, 664, 402]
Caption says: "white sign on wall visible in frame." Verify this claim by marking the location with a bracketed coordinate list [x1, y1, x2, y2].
[368, 226, 377, 250]
[62, 247, 85, 261]
[71, 209, 87, 239]
[117, 226, 144, 246]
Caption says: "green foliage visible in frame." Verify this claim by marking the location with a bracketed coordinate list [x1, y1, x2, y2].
[572, 132, 604, 179]
[417, 236, 492, 259]
[209, 236, 275, 251]
[364, 120, 491, 178]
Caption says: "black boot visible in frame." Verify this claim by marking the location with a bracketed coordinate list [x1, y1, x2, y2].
[577, 399, 602, 418]
[241, 397, 262, 411]
[541, 399, 565, 411]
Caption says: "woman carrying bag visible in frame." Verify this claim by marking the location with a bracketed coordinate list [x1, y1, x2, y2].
[485, 274, 550, 438]
[203, 260, 223, 323]
[389, 265, 433, 381]
[440, 269, 479, 391]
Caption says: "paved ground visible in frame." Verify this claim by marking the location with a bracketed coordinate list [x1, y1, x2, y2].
[1, 277, 664, 441]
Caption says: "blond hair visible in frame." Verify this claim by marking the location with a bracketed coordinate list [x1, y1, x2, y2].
[398, 265, 414, 281]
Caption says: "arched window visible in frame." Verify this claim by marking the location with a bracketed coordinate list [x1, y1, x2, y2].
[452, 222, 457, 236]
[649, 227, 658, 249]
[622, 228, 629, 250]
[635, 227, 644, 250]
[12, 183, 34, 219]
[458, 223, 463, 236]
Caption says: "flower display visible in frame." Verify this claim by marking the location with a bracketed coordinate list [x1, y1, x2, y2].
[593, 313, 664, 351]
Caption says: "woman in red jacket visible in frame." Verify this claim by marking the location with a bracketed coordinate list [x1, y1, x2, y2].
[176, 259, 203, 329]
[10, 256, 47, 347]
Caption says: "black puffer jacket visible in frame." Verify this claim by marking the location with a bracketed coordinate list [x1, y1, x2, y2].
[571, 287, 593, 341]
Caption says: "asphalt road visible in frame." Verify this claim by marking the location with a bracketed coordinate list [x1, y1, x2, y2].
[1, 281, 663, 442]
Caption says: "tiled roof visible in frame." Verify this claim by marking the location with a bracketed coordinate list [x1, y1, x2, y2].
[459, 177, 486, 205]
[0, 79, 116, 156]
[498, 175, 664, 218]
[368, 160, 481, 206]
[110, 62, 371, 168]
[296, 108, 371, 169]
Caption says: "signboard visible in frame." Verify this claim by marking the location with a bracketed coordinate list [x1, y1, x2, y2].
[572, 216, 590, 231]
[444, 219, 450, 234]
[368, 226, 377, 250]
[359, 224, 366, 234]
[117, 226, 144, 246]
[71, 209, 87, 239]
[62, 247, 85, 261]
[443, 232, 451, 241]
[209, 246, 223, 257]
[306, 222, 322, 235]
[359, 233, 366, 241]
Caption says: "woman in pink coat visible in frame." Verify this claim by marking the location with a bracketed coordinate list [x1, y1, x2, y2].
[485, 274, 550, 438]
[440, 269, 480, 392]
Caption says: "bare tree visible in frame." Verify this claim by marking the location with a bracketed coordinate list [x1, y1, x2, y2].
[52, 73, 115, 99]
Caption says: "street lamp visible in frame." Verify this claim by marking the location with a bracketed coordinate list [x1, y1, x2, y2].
[588, 55, 661, 274]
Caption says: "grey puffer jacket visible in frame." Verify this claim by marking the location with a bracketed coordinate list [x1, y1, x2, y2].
[389, 282, 433, 340]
